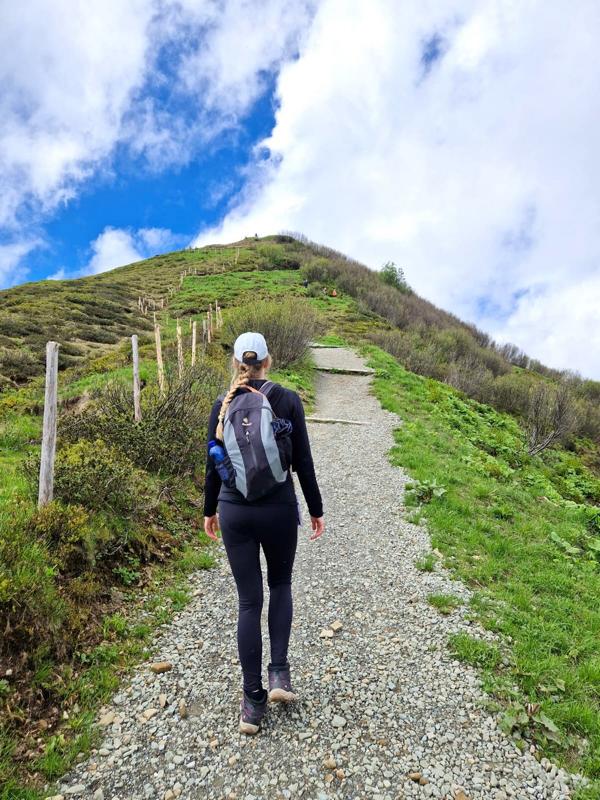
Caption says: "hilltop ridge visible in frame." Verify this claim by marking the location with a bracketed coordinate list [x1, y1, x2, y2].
[1, 233, 599, 451]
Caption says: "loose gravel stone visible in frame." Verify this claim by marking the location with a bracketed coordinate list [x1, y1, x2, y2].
[53, 348, 579, 799]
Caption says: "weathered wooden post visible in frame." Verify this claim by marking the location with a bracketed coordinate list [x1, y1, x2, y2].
[155, 324, 165, 396]
[191, 321, 197, 366]
[38, 341, 59, 507]
[176, 320, 184, 377]
[132, 335, 142, 422]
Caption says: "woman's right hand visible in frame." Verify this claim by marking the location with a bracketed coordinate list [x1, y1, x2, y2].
[204, 515, 220, 541]
[309, 516, 325, 541]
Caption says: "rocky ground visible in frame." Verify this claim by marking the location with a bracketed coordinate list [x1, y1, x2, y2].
[51, 347, 577, 800]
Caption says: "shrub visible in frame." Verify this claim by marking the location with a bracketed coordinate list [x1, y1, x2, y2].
[490, 372, 534, 416]
[256, 244, 301, 271]
[27, 500, 111, 576]
[527, 382, 578, 456]
[301, 257, 331, 283]
[53, 439, 147, 517]
[224, 298, 318, 368]
[24, 439, 147, 518]
[446, 357, 495, 400]
[379, 261, 411, 293]
[59, 359, 225, 475]
[0, 501, 66, 656]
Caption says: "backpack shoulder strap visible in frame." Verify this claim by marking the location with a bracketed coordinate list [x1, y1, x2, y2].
[259, 380, 276, 398]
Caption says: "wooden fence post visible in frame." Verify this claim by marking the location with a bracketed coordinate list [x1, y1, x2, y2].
[176, 321, 184, 377]
[155, 324, 165, 396]
[206, 311, 212, 343]
[191, 321, 197, 366]
[132, 335, 142, 422]
[38, 341, 59, 507]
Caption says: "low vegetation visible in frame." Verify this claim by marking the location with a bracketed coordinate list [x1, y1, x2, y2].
[224, 298, 319, 368]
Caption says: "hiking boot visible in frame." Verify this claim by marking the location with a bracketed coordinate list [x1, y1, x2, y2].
[239, 690, 267, 735]
[268, 664, 297, 703]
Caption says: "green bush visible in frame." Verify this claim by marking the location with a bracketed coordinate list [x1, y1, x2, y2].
[379, 261, 411, 293]
[53, 439, 147, 517]
[224, 298, 318, 368]
[0, 501, 66, 656]
[59, 359, 225, 475]
[27, 500, 111, 576]
[256, 244, 301, 271]
[24, 439, 148, 517]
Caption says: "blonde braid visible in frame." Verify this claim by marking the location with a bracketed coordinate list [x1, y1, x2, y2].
[216, 362, 252, 441]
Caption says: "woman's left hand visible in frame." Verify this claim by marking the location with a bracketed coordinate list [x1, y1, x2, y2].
[204, 515, 220, 541]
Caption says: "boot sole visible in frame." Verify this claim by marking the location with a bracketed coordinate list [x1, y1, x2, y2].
[268, 688, 297, 703]
[239, 719, 260, 735]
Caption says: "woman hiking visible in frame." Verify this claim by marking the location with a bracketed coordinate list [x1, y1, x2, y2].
[203, 332, 325, 734]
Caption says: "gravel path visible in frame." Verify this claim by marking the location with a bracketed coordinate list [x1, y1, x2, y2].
[53, 348, 577, 800]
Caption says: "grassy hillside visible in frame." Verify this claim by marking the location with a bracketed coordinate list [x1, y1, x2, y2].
[0, 238, 301, 388]
[1, 236, 600, 798]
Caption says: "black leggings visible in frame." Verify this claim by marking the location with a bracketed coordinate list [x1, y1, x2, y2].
[219, 501, 298, 692]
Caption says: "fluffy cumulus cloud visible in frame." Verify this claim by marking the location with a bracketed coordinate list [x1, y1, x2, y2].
[0, 0, 315, 279]
[45, 226, 180, 280]
[86, 228, 146, 275]
[195, 0, 600, 378]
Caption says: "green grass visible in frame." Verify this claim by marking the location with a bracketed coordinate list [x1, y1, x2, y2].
[427, 593, 462, 614]
[415, 553, 436, 572]
[365, 345, 600, 795]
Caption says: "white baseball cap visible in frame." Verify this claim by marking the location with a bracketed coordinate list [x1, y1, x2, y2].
[233, 331, 269, 364]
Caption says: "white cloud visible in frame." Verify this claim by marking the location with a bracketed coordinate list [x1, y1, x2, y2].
[0, 0, 155, 229]
[0, 239, 41, 288]
[1, 0, 316, 280]
[86, 228, 144, 275]
[85, 226, 180, 275]
[177, 0, 315, 114]
[137, 227, 178, 252]
[47, 268, 67, 281]
[194, 0, 600, 378]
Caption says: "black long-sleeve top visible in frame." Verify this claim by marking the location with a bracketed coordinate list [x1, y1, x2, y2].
[203, 379, 323, 518]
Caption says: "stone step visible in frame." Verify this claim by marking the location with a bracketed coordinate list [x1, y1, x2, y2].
[315, 366, 374, 376]
[306, 416, 369, 426]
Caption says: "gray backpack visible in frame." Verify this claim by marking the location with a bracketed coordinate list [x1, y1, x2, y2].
[221, 381, 291, 501]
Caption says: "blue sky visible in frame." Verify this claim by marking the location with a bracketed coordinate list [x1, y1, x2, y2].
[25, 87, 276, 280]
[1, 0, 600, 377]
